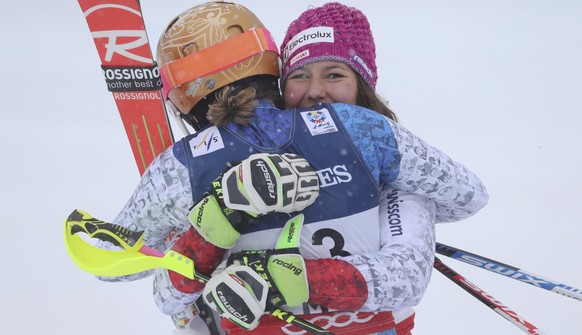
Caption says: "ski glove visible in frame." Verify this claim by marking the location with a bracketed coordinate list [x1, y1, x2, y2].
[190, 153, 319, 248]
[203, 264, 269, 330]
[203, 215, 309, 330]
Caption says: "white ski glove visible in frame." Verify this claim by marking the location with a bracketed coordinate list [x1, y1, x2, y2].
[222, 153, 319, 214]
[202, 215, 309, 331]
[203, 264, 269, 330]
[190, 153, 319, 248]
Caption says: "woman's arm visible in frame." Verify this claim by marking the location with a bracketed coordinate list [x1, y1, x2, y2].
[334, 103, 488, 223]
[388, 121, 488, 222]
[96, 146, 194, 282]
[306, 188, 435, 312]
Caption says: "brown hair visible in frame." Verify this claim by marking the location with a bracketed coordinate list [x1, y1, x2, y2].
[355, 75, 398, 123]
[206, 75, 282, 127]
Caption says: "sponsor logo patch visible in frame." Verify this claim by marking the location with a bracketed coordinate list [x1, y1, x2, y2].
[189, 126, 224, 157]
[283, 27, 334, 62]
[301, 108, 338, 136]
[290, 49, 310, 66]
[353, 55, 373, 79]
[316, 165, 352, 188]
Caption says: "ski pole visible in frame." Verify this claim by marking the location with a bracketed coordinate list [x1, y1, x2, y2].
[64, 209, 334, 335]
[434, 257, 546, 335]
[436, 242, 582, 301]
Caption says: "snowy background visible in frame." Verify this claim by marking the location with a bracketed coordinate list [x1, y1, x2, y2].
[1, 0, 581, 334]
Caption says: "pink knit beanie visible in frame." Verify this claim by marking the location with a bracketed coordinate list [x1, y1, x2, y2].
[280, 2, 377, 88]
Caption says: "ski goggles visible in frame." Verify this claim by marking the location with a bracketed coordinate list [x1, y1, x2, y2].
[159, 28, 279, 100]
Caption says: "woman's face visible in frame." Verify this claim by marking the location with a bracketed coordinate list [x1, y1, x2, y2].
[283, 60, 358, 108]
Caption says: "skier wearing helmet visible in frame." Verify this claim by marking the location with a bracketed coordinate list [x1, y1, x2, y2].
[96, 2, 488, 335]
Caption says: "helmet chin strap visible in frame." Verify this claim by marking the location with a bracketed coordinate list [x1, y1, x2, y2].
[184, 96, 212, 131]
[164, 99, 210, 136]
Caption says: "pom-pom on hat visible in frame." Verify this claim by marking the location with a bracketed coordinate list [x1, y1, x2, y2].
[280, 2, 377, 88]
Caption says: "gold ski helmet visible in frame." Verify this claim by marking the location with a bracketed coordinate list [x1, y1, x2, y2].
[157, 2, 280, 129]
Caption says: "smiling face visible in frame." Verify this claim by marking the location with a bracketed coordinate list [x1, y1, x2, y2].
[283, 60, 359, 108]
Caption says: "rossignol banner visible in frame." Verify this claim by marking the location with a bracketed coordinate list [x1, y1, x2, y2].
[78, 0, 173, 175]
[101, 65, 162, 92]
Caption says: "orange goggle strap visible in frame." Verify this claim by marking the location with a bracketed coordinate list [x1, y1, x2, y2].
[160, 28, 279, 100]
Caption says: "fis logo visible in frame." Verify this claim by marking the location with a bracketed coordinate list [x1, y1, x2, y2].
[316, 165, 352, 188]
[189, 126, 224, 158]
